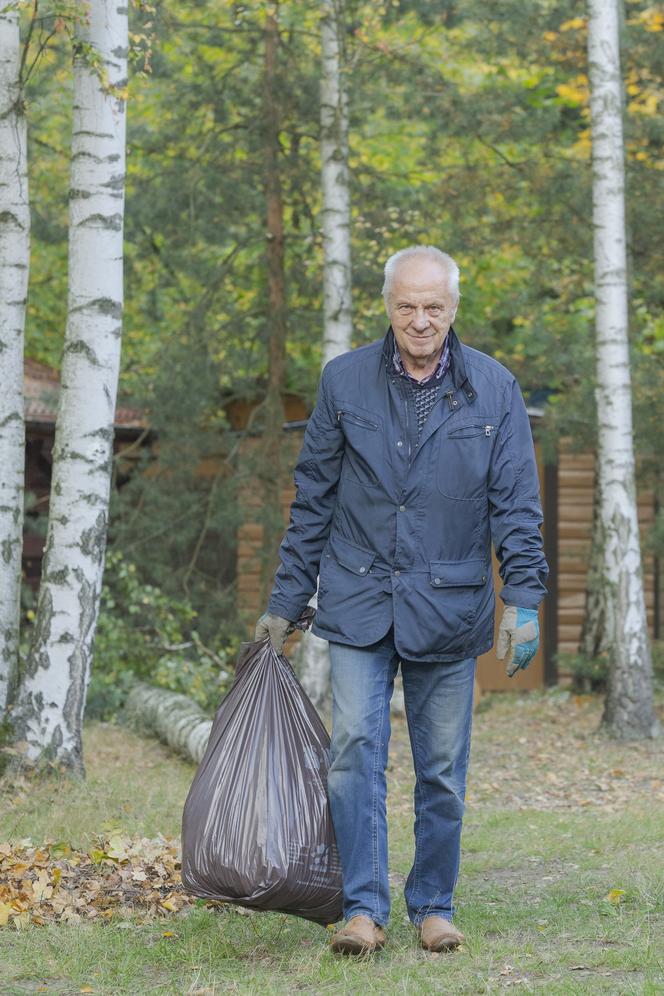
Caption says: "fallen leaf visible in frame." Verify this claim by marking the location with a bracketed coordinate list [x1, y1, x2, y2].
[11, 911, 31, 930]
[605, 888, 626, 904]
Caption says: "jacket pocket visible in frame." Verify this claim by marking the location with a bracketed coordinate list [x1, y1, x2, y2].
[328, 533, 377, 576]
[429, 559, 489, 588]
[334, 402, 384, 488]
[316, 535, 389, 644]
[436, 415, 498, 500]
[393, 558, 491, 659]
[447, 418, 497, 440]
[336, 410, 380, 431]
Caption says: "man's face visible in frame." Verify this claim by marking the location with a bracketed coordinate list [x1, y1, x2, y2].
[386, 258, 458, 368]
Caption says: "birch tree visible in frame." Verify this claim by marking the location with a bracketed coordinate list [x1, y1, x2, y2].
[320, 0, 351, 367]
[294, 0, 352, 706]
[10, 0, 128, 772]
[0, 7, 29, 716]
[587, 0, 659, 739]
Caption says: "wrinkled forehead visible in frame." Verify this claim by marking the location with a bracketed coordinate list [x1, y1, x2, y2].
[389, 259, 455, 301]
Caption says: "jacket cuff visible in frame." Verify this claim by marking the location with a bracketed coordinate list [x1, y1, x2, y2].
[500, 587, 544, 610]
[267, 598, 307, 623]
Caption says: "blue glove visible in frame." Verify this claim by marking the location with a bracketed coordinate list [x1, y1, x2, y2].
[496, 606, 540, 677]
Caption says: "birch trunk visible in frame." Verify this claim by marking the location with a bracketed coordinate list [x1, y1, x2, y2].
[320, 0, 352, 367]
[295, 0, 353, 707]
[10, 0, 128, 772]
[587, 0, 659, 739]
[124, 682, 212, 765]
[0, 10, 28, 716]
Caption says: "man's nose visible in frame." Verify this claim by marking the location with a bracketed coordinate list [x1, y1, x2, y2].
[411, 307, 430, 330]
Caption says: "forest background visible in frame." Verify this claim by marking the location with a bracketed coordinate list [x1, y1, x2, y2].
[18, 0, 664, 718]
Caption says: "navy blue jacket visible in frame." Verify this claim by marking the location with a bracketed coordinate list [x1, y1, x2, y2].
[268, 327, 548, 662]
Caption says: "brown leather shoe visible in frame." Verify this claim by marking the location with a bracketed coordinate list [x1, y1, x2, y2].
[330, 915, 386, 955]
[419, 916, 465, 952]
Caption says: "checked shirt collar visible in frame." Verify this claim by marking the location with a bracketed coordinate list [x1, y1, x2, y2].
[392, 334, 451, 386]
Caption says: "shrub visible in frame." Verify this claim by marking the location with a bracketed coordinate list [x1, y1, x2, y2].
[86, 550, 237, 719]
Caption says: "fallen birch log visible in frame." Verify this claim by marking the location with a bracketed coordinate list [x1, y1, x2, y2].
[123, 681, 212, 765]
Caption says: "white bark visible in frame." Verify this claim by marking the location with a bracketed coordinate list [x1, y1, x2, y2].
[10, 0, 128, 771]
[298, 0, 354, 702]
[320, 0, 352, 366]
[587, 0, 659, 738]
[124, 682, 212, 765]
[0, 9, 28, 715]
[292, 625, 330, 709]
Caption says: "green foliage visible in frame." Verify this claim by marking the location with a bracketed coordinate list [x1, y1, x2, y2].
[86, 551, 236, 720]
[559, 651, 608, 693]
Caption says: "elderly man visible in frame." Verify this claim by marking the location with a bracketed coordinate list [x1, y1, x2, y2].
[256, 246, 548, 955]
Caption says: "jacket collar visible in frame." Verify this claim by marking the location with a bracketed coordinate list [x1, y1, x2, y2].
[381, 325, 477, 402]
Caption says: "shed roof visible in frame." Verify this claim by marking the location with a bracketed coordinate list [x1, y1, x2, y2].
[25, 358, 145, 429]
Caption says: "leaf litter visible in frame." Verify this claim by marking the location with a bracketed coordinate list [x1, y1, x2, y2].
[0, 825, 208, 931]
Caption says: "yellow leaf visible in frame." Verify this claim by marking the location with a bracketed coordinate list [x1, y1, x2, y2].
[629, 92, 660, 116]
[0, 901, 14, 926]
[80, 988, 95, 994]
[160, 897, 179, 912]
[556, 83, 587, 106]
[162, 930, 175, 937]
[605, 888, 626, 904]
[639, 9, 664, 31]
[560, 17, 586, 31]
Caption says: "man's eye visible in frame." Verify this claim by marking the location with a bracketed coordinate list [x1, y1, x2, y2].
[428, 307, 442, 316]
[398, 305, 413, 314]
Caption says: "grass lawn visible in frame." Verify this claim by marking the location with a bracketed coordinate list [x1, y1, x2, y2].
[1, 689, 663, 994]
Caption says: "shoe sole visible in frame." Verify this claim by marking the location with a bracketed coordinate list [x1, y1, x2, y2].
[330, 937, 385, 956]
[421, 937, 463, 952]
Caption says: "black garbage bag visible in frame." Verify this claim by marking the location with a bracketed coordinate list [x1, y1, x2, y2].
[180, 631, 343, 926]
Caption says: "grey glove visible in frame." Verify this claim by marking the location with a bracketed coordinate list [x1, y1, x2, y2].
[496, 605, 540, 678]
[254, 612, 292, 653]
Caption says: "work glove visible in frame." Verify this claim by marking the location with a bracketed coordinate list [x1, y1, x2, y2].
[496, 606, 540, 678]
[254, 612, 292, 654]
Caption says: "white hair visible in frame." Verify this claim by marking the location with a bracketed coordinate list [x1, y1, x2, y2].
[382, 245, 460, 307]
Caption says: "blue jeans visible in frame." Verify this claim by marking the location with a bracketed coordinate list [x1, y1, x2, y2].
[327, 630, 476, 927]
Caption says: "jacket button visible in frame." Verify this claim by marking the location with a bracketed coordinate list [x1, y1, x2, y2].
[359, 566, 366, 574]
[394, 570, 401, 577]
[482, 574, 487, 582]
[399, 505, 406, 512]
[434, 577, 441, 585]
[452, 400, 458, 407]
[396, 440, 403, 447]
